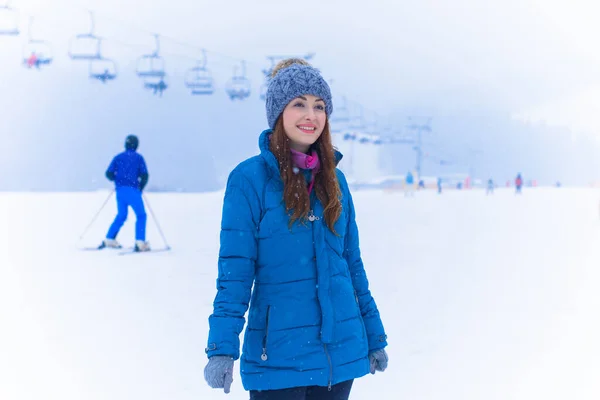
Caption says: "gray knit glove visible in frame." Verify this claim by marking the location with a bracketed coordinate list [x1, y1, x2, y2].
[204, 356, 234, 394]
[369, 349, 388, 374]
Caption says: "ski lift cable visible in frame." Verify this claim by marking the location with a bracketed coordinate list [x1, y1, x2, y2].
[58, 0, 263, 67]
[96, 36, 215, 83]
[59, 0, 391, 119]
[29, 0, 390, 118]
[95, 33, 201, 64]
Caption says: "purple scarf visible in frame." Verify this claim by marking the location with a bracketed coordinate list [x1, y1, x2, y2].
[290, 147, 320, 194]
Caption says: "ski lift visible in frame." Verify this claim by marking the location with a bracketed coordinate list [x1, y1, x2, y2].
[22, 17, 52, 69]
[88, 39, 117, 82]
[184, 49, 214, 95]
[359, 136, 371, 144]
[0, 1, 19, 36]
[136, 34, 166, 78]
[225, 60, 251, 100]
[68, 11, 101, 60]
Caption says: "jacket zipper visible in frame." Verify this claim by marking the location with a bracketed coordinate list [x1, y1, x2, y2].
[355, 290, 366, 338]
[261, 306, 271, 361]
[323, 344, 333, 391]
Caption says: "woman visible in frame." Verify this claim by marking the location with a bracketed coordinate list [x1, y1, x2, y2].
[204, 59, 388, 399]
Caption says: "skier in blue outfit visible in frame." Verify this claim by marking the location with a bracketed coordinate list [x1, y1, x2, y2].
[203, 59, 388, 399]
[404, 170, 415, 197]
[99, 135, 150, 252]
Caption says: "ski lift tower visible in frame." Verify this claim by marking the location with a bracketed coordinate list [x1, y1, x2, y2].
[467, 147, 484, 187]
[406, 116, 432, 179]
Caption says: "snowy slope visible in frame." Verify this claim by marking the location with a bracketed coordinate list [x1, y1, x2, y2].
[1, 187, 599, 400]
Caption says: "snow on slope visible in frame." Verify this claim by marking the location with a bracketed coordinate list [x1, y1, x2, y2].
[0, 187, 599, 400]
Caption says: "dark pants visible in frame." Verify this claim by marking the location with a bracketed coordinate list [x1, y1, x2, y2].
[250, 380, 353, 400]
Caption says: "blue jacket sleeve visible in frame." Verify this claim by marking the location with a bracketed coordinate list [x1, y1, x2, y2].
[138, 155, 149, 190]
[341, 174, 388, 352]
[105, 156, 117, 181]
[206, 170, 260, 360]
[138, 155, 149, 176]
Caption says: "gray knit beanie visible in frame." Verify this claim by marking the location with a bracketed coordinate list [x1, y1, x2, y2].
[265, 63, 333, 129]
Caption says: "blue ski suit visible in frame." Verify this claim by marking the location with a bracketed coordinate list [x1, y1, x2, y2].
[105, 149, 149, 241]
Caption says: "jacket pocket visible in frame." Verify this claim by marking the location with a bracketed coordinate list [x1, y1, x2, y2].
[261, 306, 271, 361]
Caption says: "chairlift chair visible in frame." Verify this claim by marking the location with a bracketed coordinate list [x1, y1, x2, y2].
[185, 51, 214, 95]
[225, 61, 251, 100]
[0, 2, 19, 36]
[226, 77, 251, 100]
[136, 34, 166, 78]
[185, 68, 214, 95]
[68, 11, 101, 60]
[136, 54, 166, 78]
[22, 17, 52, 69]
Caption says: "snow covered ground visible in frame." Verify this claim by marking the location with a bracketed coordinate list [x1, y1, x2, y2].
[1, 187, 599, 400]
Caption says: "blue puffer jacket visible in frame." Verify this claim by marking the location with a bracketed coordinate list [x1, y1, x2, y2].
[206, 129, 387, 391]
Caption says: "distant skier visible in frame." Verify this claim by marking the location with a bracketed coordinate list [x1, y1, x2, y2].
[26, 52, 39, 69]
[404, 170, 415, 197]
[486, 178, 494, 195]
[515, 173, 523, 194]
[437, 177, 442, 194]
[99, 135, 150, 252]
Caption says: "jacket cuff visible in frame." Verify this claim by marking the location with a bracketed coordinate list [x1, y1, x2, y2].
[205, 341, 239, 360]
[368, 333, 388, 352]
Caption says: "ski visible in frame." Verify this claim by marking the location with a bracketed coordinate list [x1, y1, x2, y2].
[80, 246, 128, 251]
[118, 246, 171, 256]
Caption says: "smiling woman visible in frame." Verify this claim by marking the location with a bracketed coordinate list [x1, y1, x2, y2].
[203, 58, 388, 399]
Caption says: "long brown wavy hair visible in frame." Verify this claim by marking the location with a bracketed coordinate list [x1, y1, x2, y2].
[269, 117, 342, 233]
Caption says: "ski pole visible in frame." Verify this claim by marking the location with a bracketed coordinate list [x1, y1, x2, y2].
[142, 193, 171, 249]
[79, 190, 114, 240]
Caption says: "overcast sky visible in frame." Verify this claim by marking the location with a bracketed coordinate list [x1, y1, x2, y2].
[0, 0, 598, 190]
[8, 0, 600, 135]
